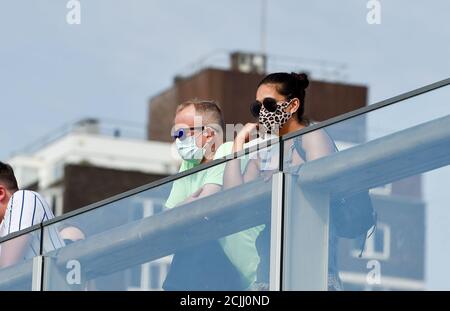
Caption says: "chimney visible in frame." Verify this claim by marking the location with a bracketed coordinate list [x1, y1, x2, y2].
[230, 51, 267, 74]
[73, 118, 100, 135]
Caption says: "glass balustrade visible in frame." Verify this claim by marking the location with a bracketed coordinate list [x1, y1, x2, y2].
[0, 81, 449, 291]
[282, 83, 450, 290]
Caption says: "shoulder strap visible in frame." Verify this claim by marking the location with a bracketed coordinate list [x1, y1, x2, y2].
[286, 137, 305, 175]
[293, 136, 307, 161]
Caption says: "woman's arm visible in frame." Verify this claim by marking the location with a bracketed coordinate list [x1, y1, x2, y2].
[223, 123, 260, 190]
[302, 129, 336, 161]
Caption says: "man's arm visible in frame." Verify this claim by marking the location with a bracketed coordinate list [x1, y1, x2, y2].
[0, 234, 32, 268]
[177, 183, 222, 206]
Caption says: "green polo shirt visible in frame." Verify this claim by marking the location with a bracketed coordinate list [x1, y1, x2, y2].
[165, 142, 264, 289]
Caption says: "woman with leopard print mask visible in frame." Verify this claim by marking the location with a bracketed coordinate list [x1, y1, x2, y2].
[223, 72, 342, 291]
[223, 71, 335, 184]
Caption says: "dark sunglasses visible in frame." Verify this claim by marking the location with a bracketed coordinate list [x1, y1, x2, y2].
[171, 126, 205, 140]
[250, 98, 280, 118]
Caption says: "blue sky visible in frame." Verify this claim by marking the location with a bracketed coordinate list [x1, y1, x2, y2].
[1, 0, 449, 158]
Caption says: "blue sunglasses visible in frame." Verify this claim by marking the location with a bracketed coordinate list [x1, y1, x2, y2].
[171, 126, 205, 140]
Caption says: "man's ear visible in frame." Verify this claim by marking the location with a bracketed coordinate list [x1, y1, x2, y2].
[0, 186, 6, 204]
[204, 127, 215, 139]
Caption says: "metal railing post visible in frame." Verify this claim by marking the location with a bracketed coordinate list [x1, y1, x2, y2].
[283, 176, 330, 290]
[31, 256, 44, 291]
[269, 172, 284, 291]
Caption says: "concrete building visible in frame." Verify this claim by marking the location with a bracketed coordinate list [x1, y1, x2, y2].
[148, 52, 368, 144]
[8, 119, 180, 216]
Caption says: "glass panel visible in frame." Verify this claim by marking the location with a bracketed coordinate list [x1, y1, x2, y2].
[42, 142, 279, 291]
[336, 166, 450, 291]
[337, 176, 425, 290]
[0, 229, 41, 291]
[282, 85, 450, 290]
[323, 84, 450, 148]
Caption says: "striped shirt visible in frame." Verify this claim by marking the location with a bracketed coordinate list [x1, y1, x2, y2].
[0, 190, 64, 260]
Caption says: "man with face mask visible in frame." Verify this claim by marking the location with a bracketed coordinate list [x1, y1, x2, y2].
[163, 100, 263, 291]
[165, 100, 229, 207]
[163, 99, 239, 290]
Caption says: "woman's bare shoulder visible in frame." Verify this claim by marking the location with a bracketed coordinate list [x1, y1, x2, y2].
[301, 128, 333, 146]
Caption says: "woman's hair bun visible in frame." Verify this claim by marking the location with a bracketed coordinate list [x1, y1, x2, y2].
[291, 72, 309, 89]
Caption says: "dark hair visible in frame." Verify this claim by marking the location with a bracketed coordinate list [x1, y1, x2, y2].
[0, 161, 19, 192]
[258, 72, 310, 123]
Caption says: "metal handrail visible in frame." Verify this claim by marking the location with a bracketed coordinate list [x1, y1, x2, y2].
[296, 114, 450, 197]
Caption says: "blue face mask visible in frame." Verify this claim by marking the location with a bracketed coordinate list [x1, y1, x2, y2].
[175, 131, 207, 164]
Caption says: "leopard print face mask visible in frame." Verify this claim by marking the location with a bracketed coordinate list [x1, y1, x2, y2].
[258, 99, 293, 133]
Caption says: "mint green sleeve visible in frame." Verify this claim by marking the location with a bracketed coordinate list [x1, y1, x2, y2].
[164, 162, 188, 209]
[165, 179, 186, 209]
[203, 161, 227, 186]
[201, 142, 232, 186]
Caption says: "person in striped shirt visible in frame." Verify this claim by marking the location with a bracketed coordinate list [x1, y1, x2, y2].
[0, 161, 63, 268]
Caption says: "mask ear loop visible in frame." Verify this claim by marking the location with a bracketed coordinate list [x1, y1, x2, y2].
[283, 98, 302, 120]
[200, 126, 216, 152]
[282, 98, 295, 111]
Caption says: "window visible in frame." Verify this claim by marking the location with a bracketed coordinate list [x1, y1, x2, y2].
[352, 223, 391, 260]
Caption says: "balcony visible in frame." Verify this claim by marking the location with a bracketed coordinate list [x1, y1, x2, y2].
[0, 78, 449, 291]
